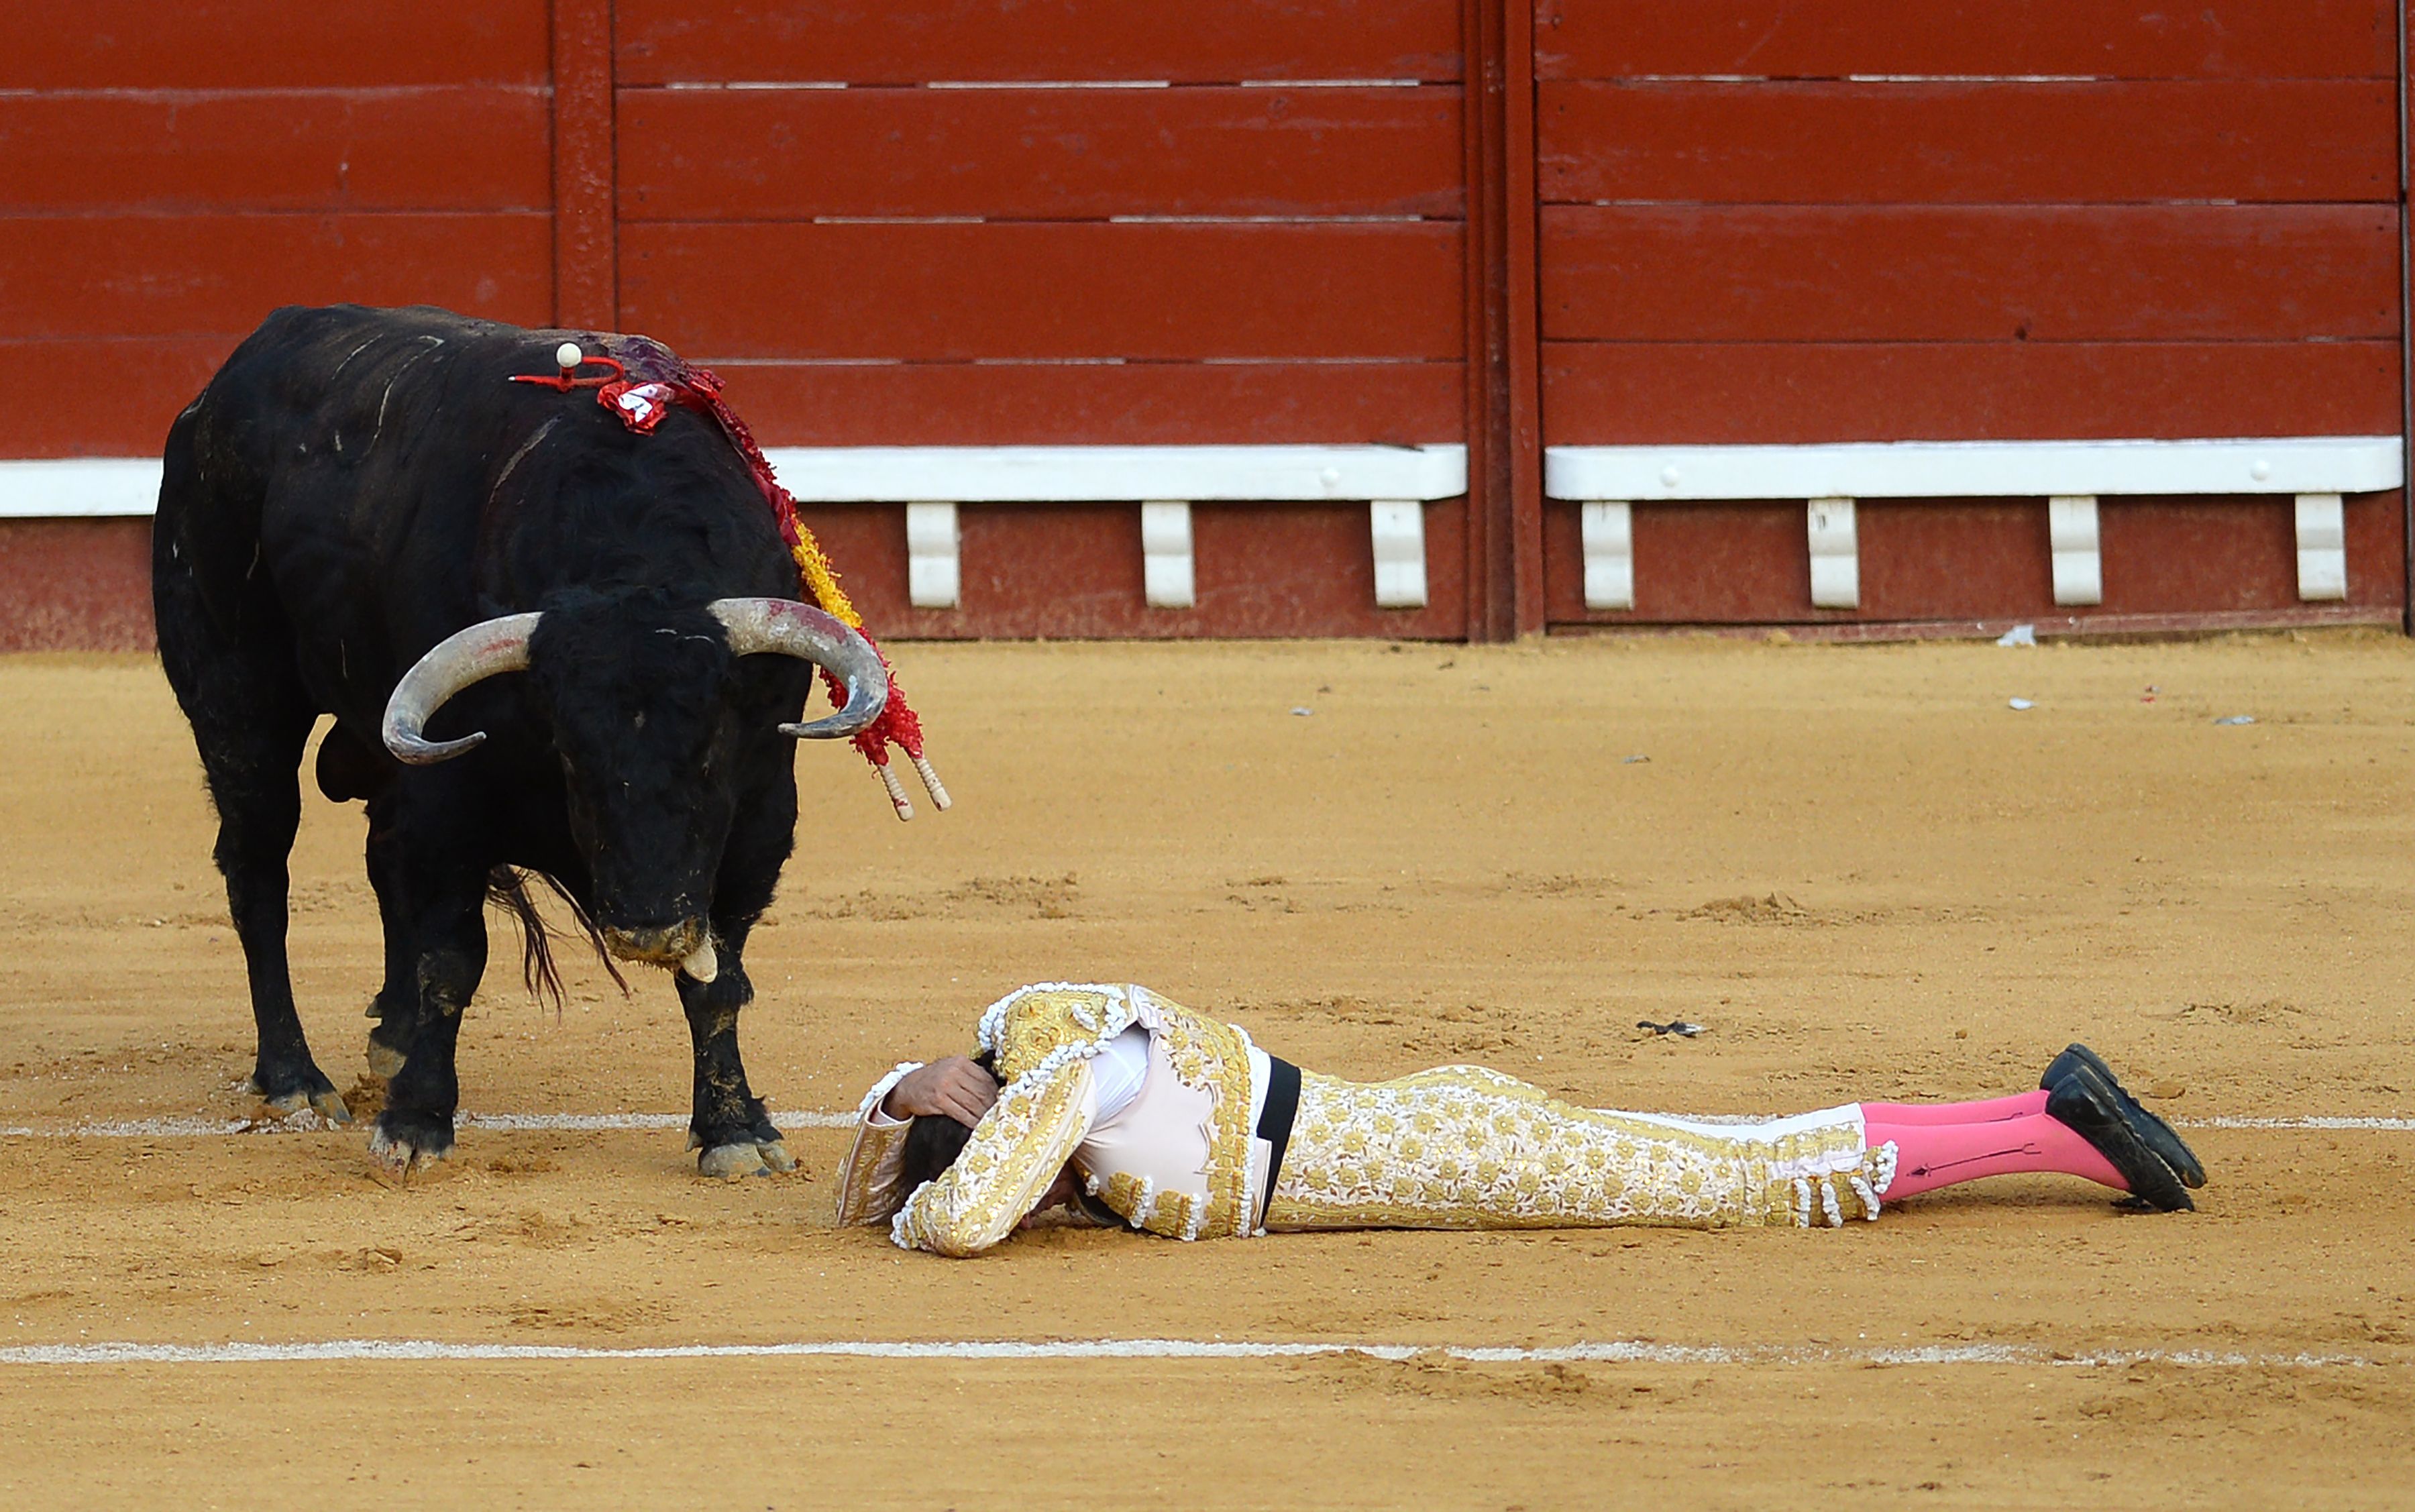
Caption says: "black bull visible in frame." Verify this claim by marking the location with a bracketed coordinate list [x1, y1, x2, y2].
[152, 304, 894, 1179]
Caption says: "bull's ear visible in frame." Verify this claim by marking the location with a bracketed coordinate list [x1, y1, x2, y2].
[706, 598, 888, 740]
[382, 612, 541, 763]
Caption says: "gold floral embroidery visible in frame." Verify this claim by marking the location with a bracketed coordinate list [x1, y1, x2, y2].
[894, 1059, 1093, 1256]
[981, 984, 1136, 1081]
[1095, 1171, 1202, 1240]
[1262, 1067, 1887, 1232]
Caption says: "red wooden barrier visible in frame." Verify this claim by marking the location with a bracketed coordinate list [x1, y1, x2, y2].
[0, 0, 2406, 646]
[1536, 0, 2407, 633]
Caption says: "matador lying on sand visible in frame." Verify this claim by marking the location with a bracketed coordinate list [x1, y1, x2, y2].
[837, 984, 2204, 1256]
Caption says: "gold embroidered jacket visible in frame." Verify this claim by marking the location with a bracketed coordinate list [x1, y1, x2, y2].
[833, 983, 1264, 1255]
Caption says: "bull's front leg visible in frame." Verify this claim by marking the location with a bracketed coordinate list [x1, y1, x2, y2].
[367, 875, 488, 1180]
[678, 918, 790, 1178]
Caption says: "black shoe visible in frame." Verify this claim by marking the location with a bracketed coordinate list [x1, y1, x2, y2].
[2042, 1043, 2205, 1188]
[2044, 1061, 2194, 1212]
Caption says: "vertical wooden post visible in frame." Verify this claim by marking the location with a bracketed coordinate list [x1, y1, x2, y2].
[551, 0, 617, 331]
[1501, 0, 1544, 639]
[2400, 0, 2412, 634]
[1462, 0, 1545, 643]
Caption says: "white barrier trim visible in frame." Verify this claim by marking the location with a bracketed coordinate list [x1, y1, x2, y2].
[765, 444, 1469, 503]
[0, 457, 163, 517]
[0, 445, 1471, 521]
[0, 1336, 2377, 1369]
[1544, 437, 2404, 502]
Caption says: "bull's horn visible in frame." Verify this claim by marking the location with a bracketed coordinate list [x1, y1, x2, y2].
[707, 599, 888, 739]
[381, 612, 543, 764]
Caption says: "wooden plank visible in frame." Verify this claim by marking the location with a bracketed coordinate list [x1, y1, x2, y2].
[553, 0, 619, 328]
[1540, 205, 2399, 343]
[713, 362, 1462, 445]
[7, 0, 549, 89]
[1541, 340, 2404, 445]
[0, 215, 553, 339]
[1538, 492, 2406, 624]
[619, 222, 1464, 360]
[0, 89, 549, 213]
[617, 86, 1462, 220]
[1540, 80, 2396, 205]
[0, 338, 238, 458]
[617, 0, 1462, 85]
[1536, 0, 2395, 82]
[790, 500, 1469, 639]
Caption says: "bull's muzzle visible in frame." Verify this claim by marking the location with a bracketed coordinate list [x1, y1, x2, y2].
[600, 921, 718, 983]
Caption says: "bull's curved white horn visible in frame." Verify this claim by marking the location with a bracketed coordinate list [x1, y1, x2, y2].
[706, 598, 889, 740]
[382, 612, 543, 764]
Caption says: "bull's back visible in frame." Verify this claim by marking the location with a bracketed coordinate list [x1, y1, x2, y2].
[156, 306, 552, 716]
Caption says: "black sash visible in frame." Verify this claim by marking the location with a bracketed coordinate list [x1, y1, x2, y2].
[1254, 1056, 1302, 1228]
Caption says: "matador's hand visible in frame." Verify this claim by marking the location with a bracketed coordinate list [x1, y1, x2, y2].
[884, 1056, 999, 1126]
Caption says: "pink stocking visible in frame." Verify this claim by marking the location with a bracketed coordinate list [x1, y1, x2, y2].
[1866, 1097, 2129, 1201]
[1862, 1090, 2047, 1126]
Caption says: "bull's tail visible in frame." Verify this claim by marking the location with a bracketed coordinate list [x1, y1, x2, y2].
[485, 866, 629, 1012]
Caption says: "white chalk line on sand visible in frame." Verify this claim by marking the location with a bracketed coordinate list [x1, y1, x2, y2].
[0, 1337, 2383, 1370]
[1, 1111, 2408, 1139]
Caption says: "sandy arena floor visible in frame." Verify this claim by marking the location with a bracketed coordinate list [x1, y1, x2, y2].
[2, 633, 2412, 1508]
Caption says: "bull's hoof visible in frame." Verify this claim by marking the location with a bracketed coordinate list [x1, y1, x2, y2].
[368, 1114, 453, 1184]
[241, 1067, 352, 1126]
[697, 1140, 786, 1180]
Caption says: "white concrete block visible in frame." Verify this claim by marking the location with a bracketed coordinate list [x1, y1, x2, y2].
[1580, 501, 1634, 610]
[904, 501, 961, 610]
[2295, 492, 2347, 602]
[1368, 500, 1427, 608]
[1807, 497, 1858, 609]
[2048, 495, 2102, 606]
[1141, 500, 1195, 608]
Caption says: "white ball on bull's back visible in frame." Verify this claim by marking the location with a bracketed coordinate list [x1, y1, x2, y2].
[555, 341, 583, 370]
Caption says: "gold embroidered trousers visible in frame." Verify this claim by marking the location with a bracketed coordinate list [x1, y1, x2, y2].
[1263, 1066, 1896, 1232]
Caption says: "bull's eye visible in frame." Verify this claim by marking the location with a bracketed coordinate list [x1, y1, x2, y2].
[633, 710, 647, 731]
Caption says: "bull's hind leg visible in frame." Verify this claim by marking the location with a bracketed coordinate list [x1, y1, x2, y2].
[678, 918, 790, 1179]
[162, 645, 347, 1123]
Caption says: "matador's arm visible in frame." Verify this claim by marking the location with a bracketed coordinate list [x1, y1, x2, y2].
[892, 1058, 1097, 1256]
[834, 1063, 922, 1227]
